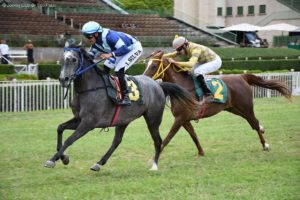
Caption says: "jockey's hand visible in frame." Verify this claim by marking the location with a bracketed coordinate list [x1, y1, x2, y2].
[167, 58, 176, 64]
[100, 53, 112, 60]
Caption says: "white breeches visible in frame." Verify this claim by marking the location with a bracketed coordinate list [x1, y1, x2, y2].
[191, 55, 222, 76]
[104, 41, 143, 72]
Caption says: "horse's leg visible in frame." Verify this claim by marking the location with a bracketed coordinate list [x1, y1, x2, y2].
[227, 108, 269, 151]
[90, 125, 128, 171]
[44, 121, 93, 168]
[183, 121, 205, 156]
[56, 117, 80, 165]
[159, 116, 185, 154]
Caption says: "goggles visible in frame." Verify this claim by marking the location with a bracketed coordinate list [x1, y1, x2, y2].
[176, 45, 184, 52]
[84, 33, 96, 39]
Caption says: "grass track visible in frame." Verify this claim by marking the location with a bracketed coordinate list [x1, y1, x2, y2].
[0, 97, 299, 200]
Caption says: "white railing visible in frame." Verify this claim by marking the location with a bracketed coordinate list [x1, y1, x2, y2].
[209, 72, 300, 98]
[0, 78, 73, 112]
[0, 72, 299, 112]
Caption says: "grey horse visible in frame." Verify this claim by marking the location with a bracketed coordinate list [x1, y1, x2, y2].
[44, 47, 199, 171]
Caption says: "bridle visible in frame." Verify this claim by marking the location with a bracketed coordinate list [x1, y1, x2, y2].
[62, 47, 105, 99]
[148, 57, 189, 80]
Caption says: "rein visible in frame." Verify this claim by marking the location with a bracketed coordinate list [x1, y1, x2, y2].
[149, 58, 189, 80]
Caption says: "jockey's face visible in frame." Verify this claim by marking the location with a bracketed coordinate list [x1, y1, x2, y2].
[86, 33, 98, 45]
[176, 44, 186, 55]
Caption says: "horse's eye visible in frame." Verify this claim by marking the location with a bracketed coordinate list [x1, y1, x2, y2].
[72, 58, 77, 62]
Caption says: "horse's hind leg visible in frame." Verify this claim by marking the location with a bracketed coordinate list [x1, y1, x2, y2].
[144, 115, 162, 171]
[56, 117, 80, 164]
[227, 107, 269, 151]
[90, 125, 127, 171]
[183, 121, 205, 156]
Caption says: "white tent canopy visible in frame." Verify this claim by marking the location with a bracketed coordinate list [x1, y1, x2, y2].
[221, 23, 299, 32]
[259, 23, 299, 31]
[221, 23, 262, 31]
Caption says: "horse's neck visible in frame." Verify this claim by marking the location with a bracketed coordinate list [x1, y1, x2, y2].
[164, 63, 192, 83]
[164, 63, 196, 95]
[74, 66, 105, 93]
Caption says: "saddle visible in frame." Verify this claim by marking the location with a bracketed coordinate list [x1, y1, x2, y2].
[193, 77, 228, 104]
[103, 74, 144, 105]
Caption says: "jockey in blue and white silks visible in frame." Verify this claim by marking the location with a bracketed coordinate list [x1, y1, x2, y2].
[82, 21, 143, 106]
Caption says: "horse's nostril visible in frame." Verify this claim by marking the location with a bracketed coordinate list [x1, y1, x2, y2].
[64, 77, 69, 82]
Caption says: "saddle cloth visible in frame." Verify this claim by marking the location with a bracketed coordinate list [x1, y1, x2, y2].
[192, 77, 228, 104]
[105, 75, 144, 105]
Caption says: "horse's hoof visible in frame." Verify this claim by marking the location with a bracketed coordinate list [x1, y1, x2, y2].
[263, 143, 270, 151]
[90, 163, 101, 171]
[198, 151, 205, 157]
[44, 160, 55, 168]
[149, 163, 158, 171]
[61, 155, 69, 165]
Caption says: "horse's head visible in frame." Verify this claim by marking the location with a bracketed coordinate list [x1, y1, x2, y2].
[59, 47, 82, 87]
[143, 50, 165, 80]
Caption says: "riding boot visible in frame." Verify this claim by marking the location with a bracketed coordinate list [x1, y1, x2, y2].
[116, 69, 131, 106]
[196, 74, 214, 102]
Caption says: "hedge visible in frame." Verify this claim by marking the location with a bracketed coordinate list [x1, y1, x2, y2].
[36, 59, 300, 79]
[0, 64, 15, 74]
[221, 59, 300, 71]
[38, 64, 61, 80]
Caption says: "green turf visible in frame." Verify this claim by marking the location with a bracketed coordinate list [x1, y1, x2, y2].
[0, 97, 299, 200]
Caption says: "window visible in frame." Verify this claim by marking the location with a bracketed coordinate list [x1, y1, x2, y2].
[226, 7, 232, 16]
[237, 6, 243, 16]
[259, 5, 266, 14]
[248, 5, 255, 15]
[217, 7, 222, 16]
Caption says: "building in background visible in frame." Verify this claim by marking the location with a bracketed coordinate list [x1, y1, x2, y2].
[173, 0, 300, 46]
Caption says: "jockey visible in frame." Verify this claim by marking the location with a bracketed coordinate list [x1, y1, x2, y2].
[81, 21, 143, 106]
[163, 35, 222, 101]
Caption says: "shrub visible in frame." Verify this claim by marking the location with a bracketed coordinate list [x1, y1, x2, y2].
[38, 64, 61, 79]
[222, 59, 300, 71]
[0, 64, 15, 74]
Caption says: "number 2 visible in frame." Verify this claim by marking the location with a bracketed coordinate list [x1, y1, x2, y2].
[211, 80, 223, 100]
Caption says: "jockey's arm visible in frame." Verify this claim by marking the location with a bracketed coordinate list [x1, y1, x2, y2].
[162, 51, 178, 58]
[175, 56, 198, 69]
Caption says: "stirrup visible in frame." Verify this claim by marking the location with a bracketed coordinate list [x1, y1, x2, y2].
[204, 94, 214, 102]
[118, 95, 131, 106]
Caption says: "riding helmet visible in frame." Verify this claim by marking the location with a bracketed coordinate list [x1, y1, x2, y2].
[82, 21, 103, 34]
[172, 35, 188, 49]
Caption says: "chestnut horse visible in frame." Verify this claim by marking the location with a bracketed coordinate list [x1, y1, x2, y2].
[143, 50, 292, 156]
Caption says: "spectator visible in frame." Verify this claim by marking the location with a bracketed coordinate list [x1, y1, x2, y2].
[64, 31, 76, 46]
[0, 39, 9, 64]
[23, 40, 35, 64]
[261, 39, 269, 48]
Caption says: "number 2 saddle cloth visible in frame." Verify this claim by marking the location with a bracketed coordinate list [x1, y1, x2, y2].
[192, 77, 228, 104]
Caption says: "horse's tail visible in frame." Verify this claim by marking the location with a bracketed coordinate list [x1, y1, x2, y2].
[241, 74, 292, 101]
[159, 82, 200, 114]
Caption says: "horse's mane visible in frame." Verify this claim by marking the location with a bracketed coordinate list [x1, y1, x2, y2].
[70, 45, 106, 75]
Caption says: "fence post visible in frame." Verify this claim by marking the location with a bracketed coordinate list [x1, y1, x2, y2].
[47, 77, 51, 110]
[21, 81, 24, 112]
[13, 79, 17, 112]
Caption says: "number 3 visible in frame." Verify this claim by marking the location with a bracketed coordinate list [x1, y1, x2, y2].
[127, 80, 139, 101]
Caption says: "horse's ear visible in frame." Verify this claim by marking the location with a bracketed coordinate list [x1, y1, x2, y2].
[64, 41, 70, 48]
[78, 40, 82, 47]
